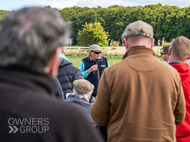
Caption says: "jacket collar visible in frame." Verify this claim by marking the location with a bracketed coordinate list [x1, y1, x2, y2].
[88, 55, 103, 62]
[0, 67, 56, 95]
[170, 63, 190, 73]
[59, 59, 72, 68]
[67, 95, 89, 102]
[122, 46, 155, 60]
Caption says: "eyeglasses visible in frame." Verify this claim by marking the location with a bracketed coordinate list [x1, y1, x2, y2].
[94, 52, 101, 54]
[161, 52, 167, 55]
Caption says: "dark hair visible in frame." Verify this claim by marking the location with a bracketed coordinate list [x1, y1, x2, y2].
[162, 45, 170, 54]
[0, 7, 69, 72]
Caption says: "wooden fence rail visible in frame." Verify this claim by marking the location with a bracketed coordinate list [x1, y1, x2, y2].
[64, 46, 162, 56]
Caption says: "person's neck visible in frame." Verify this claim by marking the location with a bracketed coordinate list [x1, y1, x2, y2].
[90, 55, 96, 61]
[128, 44, 151, 49]
[166, 58, 170, 62]
[169, 56, 187, 63]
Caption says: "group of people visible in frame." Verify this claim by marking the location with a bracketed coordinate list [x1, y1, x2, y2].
[0, 6, 189, 142]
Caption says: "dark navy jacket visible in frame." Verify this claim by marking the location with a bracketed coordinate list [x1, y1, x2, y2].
[82, 56, 108, 97]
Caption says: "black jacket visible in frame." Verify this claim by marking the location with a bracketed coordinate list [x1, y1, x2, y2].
[0, 67, 103, 142]
[54, 78, 64, 100]
[57, 59, 83, 97]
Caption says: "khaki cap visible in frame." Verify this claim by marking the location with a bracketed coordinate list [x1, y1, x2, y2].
[89, 44, 103, 52]
[122, 20, 153, 40]
[73, 79, 94, 94]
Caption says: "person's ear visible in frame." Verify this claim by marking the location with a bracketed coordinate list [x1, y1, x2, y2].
[150, 38, 154, 49]
[187, 55, 190, 60]
[124, 38, 129, 49]
[168, 48, 171, 56]
[45, 47, 62, 77]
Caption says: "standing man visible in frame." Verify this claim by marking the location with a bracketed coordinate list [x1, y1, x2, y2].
[79, 44, 110, 97]
[58, 48, 83, 97]
[168, 36, 190, 141]
[91, 20, 185, 142]
[161, 45, 170, 63]
[0, 7, 103, 142]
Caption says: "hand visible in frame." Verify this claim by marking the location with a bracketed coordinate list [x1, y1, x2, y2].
[87, 65, 98, 73]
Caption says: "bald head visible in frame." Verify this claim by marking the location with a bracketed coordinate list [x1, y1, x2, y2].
[170, 36, 190, 62]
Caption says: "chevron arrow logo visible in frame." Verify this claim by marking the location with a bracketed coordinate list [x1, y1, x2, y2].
[9, 126, 19, 133]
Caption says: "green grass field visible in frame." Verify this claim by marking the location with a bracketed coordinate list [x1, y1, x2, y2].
[66, 55, 163, 67]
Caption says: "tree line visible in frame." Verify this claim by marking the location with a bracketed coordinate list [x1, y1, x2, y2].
[1, 4, 190, 45]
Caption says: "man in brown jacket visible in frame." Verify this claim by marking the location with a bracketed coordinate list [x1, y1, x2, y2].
[91, 20, 186, 142]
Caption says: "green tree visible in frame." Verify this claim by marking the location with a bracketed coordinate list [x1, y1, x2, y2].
[0, 10, 10, 20]
[77, 22, 109, 47]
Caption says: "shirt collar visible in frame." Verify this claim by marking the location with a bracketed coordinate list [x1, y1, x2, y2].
[89, 55, 102, 61]
[169, 62, 180, 65]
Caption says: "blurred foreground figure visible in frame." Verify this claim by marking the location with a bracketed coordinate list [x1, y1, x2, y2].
[168, 36, 190, 142]
[0, 7, 103, 142]
[91, 20, 185, 142]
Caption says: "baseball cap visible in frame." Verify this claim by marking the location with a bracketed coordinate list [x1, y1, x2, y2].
[122, 20, 153, 40]
[89, 44, 103, 52]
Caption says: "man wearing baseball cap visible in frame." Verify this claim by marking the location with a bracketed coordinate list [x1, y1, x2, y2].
[79, 44, 110, 97]
[91, 20, 185, 142]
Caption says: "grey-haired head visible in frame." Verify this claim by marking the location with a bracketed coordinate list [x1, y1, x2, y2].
[0, 7, 69, 72]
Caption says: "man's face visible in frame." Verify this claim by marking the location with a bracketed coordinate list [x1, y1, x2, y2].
[90, 51, 102, 60]
[161, 50, 168, 61]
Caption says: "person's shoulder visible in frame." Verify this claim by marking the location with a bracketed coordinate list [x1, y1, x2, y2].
[82, 56, 89, 61]
[59, 59, 72, 68]
[154, 58, 181, 81]
[27, 94, 85, 119]
[101, 56, 108, 60]
[157, 58, 178, 72]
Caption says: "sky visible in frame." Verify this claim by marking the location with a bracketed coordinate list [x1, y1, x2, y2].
[1, 0, 190, 11]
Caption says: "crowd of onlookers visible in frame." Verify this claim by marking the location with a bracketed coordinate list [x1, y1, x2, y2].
[0, 6, 189, 142]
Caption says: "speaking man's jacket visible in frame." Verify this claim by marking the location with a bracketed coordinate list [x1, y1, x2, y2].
[82, 56, 108, 97]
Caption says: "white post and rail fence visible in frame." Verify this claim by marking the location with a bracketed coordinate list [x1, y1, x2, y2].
[64, 46, 163, 56]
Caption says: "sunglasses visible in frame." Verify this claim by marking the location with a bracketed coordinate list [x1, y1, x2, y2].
[161, 52, 167, 55]
[94, 52, 101, 54]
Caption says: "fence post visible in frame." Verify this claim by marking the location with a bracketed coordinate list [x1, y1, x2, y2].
[77, 47, 80, 53]
[108, 47, 110, 56]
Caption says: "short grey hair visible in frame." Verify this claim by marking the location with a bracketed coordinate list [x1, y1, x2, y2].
[0, 7, 69, 72]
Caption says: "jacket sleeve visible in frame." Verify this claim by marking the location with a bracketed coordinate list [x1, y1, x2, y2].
[174, 76, 186, 125]
[73, 66, 84, 80]
[79, 61, 90, 78]
[54, 78, 65, 100]
[91, 68, 110, 126]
